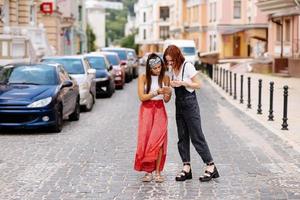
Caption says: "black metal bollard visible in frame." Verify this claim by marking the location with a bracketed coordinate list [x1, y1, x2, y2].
[233, 73, 237, 100]
[222, 68, 225, 90]
[281, 86, 289, 130]
[213, 64, 217, 83]
[240, 75, 244, 104]
[229, 71, 232, 96]
[219, 68, 223, 87]
[225, 70, 228, 93]
[257, 79, 262, 114]
[247, 77, 251, 109]
[268, 81, 274, 121]
[216, 66, 219, 85]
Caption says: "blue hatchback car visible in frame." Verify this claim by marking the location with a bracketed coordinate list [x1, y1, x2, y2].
[0, 63, 80, 133]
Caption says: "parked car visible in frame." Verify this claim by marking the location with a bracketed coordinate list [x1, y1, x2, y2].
[84, 53, 116, 97]
[101, 47, 133, 82]
[41, 56, 96, 111]
[126, 48, 139, 78]
[100, 51, 125, 89]
[0, 63, 80, 133]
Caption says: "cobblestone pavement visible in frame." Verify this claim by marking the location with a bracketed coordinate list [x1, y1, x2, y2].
[0, 74, 300, 200]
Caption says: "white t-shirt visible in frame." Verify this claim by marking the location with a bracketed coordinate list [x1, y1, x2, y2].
[172, 62, 198, 93]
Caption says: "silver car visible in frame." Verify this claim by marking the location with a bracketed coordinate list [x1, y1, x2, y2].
[41, 55, 96, 111]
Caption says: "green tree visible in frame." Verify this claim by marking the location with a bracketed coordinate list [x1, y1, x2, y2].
[120, 33, 137, 51]
[86, 24, 96, 52]
[105, 0, 137, 46]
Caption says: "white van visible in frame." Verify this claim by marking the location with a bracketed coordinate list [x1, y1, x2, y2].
[163, 39, 198, 65]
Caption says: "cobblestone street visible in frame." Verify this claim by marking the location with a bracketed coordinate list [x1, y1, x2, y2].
[1, 74, 300, 200]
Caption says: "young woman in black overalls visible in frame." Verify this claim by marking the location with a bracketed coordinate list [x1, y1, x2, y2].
[163, 45, 219, 182]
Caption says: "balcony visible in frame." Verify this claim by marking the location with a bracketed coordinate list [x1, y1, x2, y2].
[256, 0, 299, 15]
[0, 25, 53, 65]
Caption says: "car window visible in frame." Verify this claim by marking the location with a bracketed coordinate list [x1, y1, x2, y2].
[104, 50, 127, 60]
[180, 47, 196, 56]
[42, 58, 85, 74]
[86, 56, 107, 70]
[106, 54, 120, 65]
[1, 65, 58, 85]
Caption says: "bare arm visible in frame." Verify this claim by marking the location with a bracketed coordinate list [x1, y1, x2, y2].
[162, 75, 172, 103]
[138, 74, 157, 102]
[172, 72, 201, 89]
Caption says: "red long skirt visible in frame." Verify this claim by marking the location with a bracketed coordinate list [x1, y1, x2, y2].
[134, 100, 168, 173]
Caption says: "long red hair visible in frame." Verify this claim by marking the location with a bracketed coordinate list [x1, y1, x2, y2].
[163, 45, 185, 71]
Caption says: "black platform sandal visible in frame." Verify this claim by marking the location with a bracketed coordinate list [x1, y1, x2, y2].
[175, 163, 192, 181]
[199, 162, 219, 182]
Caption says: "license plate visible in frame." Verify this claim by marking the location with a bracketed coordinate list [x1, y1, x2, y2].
[115, 77, 122, 81]
[101, 87, 107, 91]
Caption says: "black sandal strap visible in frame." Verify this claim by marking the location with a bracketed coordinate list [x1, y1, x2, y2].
[206, 162, 214, 166]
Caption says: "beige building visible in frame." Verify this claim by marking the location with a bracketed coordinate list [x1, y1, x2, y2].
[0, 0, 53, 65]
[134, 0, 173, 56]
[257, 0, 300, 77]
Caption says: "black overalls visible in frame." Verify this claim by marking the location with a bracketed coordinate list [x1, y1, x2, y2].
[174, 62, 213, 164]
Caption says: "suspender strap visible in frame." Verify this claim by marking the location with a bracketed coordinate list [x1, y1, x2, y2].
[182, 62, 187, 81]
[171, 61, 187, 81]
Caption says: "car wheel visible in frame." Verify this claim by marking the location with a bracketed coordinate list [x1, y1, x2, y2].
[84, 92, 94, 111]
[69, 98, 80, 121]
[52, 105, 63, 133]
[106, 82, 114, 97]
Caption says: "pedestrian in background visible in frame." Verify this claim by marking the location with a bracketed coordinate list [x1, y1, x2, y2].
[163, 45, 219, 182]
[134, 53, 172, 183]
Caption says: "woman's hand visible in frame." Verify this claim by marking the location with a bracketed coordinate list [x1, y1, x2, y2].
[171, 80, 188, 87]
[170, 80, 182, 87]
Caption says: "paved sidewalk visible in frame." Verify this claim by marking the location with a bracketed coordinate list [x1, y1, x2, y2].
[204, 67, 300, 153]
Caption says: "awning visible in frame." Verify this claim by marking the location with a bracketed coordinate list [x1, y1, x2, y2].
[217, 24, 268, 35]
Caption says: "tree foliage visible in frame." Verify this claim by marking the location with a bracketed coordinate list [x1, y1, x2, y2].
[105, 0, 137, 47]
[86, 24, 96, 52]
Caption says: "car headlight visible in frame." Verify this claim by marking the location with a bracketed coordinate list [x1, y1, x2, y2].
[27, 97, 52, 108]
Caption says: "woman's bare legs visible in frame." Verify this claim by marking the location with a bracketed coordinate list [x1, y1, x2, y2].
[155, 147, 164, 182]
[155, 147, 163, 175]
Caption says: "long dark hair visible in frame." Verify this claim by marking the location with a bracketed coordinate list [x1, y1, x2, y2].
[145, 53, 165, 94]
[163, 45, 185, 71]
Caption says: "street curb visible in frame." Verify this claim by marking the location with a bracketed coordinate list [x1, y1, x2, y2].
[201, 73, 300, 154]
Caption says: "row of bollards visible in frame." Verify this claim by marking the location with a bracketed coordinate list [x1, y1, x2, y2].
[213, 66, 289, 130]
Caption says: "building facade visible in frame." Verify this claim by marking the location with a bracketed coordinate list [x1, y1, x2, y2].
[0, 0, 53, 65]
[134, 0, 268, 61]
[257, 0, 300, 77]
[134, 0, 173, 55]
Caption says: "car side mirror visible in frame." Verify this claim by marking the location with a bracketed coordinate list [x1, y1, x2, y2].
[62, 80, 73, 88]
[87, 68, 96, 74]
[109, 65, 113, 71]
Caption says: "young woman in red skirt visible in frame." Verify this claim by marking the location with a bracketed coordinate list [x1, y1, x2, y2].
[134, 53, 172, 183]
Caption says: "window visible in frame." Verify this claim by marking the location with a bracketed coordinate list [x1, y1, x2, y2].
[78, 5, 82, 21]
[285, 19, 291, 42]
[213, 35, 217, 51]
[209, 35, 213, 51]
[234, 0, 241, 19]
[2, 0, 10, 25]
[213, 2, 216, 22]
[159, 26, 169, 40]
[143, 12, 146, 23]
[143, 29, 146, 40]
[209, 3, 212, 22]
[29, 4, 36, 25]
[160, 6, 169, 20]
